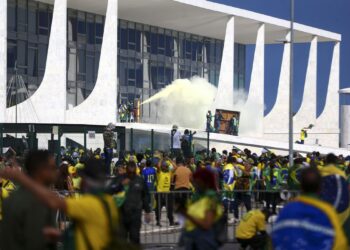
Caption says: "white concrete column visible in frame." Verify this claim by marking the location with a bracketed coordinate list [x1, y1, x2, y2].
[264, 32, 291, 140]
[0, 0, 6, 123]
[211, 16, 234, 111]
[294, 36, 318, 132]
[341, 105, 350, 149]
[314, 41, 340, 147]
[66, 0, 118, 125]
[6, 0, 67, 123]
[240, 23, 265, 137]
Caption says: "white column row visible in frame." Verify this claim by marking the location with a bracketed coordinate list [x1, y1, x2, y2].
[66, 0, 118, 125]
[6, 0, 67, 123]
[1, 0, 118, 125]
[211, 16, 235, 111]
[215, 16, 340, 146]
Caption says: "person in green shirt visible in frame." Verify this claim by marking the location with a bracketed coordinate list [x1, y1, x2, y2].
[263, 161, 283, 214]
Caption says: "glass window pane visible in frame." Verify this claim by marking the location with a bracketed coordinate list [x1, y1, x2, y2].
[78, 50, 86, 73]
[135, 29, 141, 52]
[67, 49, 77, 82]
[120, 27, 127, 50]
[95, 16, 104, 44]
[87, 15, 94, 44]
[39, 9, 49, 34]
[7, 41, 17, 69]
[78, 12, 86, 34]
[86, 55, 94, 85]
[136, 61, 143, 88]
[119, 57, 127, 86]
[38, 44, 48, 75]
[28, 45, 38, 77]
[7, 0, 16, 32]
[17, 40, 27, 67]
[68, 15, 77, 42]
[28, 6, 37, 34]
[17, 0, 27, 32]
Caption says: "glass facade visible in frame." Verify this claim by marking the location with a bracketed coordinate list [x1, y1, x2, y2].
[117, 19, 246, 120]
[7, 0, 53, 107]
[6, 1, 246, 116]
[66, 9, 105, 108]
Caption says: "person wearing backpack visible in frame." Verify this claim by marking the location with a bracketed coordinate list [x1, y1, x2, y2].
[0, 157, 120, 250]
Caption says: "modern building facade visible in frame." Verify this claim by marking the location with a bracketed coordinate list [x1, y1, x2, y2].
[0, 0, 342, 148]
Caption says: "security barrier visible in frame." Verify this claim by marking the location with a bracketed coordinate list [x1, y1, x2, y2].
[55, 190, 299, 247]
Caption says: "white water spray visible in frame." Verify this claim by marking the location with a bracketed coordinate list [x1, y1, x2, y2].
[142, 77, 217, 129]
[142, 77, 262, 135]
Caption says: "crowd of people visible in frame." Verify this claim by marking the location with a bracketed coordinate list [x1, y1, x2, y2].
[1, 132, 350, 249]
[118, 102, 136, 123]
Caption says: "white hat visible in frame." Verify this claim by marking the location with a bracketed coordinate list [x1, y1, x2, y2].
[237, 158, 243, 163]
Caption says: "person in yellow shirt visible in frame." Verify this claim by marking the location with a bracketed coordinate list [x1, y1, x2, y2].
[155, 160, 176, 227]
[0, 178, 9, 221]
[0, 157, 121, 250]
[180, 168, 223, 250]
[235, 208, 270, 249]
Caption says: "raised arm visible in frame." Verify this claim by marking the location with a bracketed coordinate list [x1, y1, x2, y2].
[0, 168, 67, 212]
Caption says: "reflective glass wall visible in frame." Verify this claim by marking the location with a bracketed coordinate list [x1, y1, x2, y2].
[7, 0, 53, 107]
[66, 9, 105, 108]
[117, 19, 246, 121]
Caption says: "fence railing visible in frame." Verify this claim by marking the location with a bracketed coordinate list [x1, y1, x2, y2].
[55, 190, 300, 247]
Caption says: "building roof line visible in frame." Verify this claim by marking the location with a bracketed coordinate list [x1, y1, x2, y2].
[175, 0, 342, 41]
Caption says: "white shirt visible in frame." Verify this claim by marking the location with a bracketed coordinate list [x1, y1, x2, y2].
[172, 130, 181, 149]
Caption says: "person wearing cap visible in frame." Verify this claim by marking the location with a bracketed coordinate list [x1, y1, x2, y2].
[235, 208, 270, 250]
[0, 156, 120, 250]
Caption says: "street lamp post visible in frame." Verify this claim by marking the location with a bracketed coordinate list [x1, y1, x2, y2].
[289, 0, 295, 167]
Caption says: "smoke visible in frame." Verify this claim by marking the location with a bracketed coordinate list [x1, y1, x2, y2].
[142, 77, 217, 129]
[142, 77, 262, 135]
[231, 90, 261, 137]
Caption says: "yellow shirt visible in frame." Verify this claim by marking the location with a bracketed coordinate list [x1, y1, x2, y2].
[2, 179, 16, 193]
[0, 188, 9, 221]
[236, 210, 266, 239]
[185, 196, 223, 232]
[157, 171, 171, 192]
[66, 194, 118, 250]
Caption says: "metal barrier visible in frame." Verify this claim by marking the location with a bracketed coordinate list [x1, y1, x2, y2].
[55, 190, 299, 247]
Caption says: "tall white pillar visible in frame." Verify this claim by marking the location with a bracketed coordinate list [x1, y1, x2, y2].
[314, 42, 340, 147]
[240, 23, 265, 137]
[264, 32, 291, 141]
[294, 36, 318, 132]
[0, 0, 6, 123]
[341, 105, 350, 149]
[66, 0, 118, 125]
[6, 0, 67, 123]
[211, 16, 234, 111]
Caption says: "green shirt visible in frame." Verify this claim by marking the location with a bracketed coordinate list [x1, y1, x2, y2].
[1, 188, 56, 250]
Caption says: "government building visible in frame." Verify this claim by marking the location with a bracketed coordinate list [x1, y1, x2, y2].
[0, 0, 342, 148]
